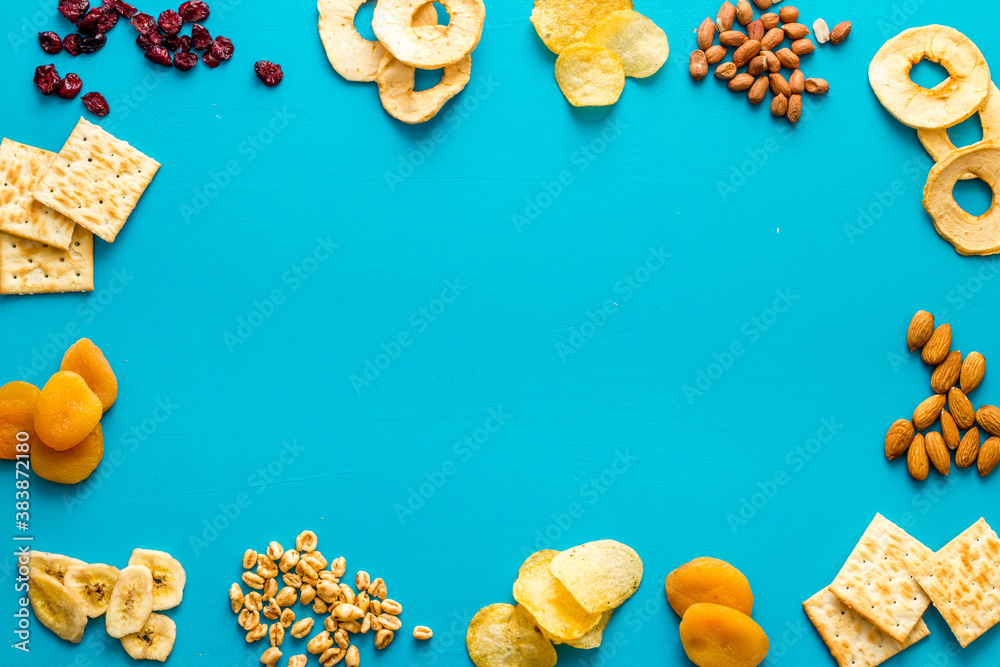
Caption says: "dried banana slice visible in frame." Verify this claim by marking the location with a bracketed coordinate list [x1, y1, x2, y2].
[923, 140, 1000, 256]
[29, 571, 88, 643]
[920, 81, 1000, 178]
[869, 25, 990, 130]
[128, 549, 186, 611]
[106, 565, 154, 638]
[29, 550, 86, 584]
[121, 612, 177, 662]
[373, 0, 485, 69]
[376, 53, 472, 123]
[64, 563, 120, 618]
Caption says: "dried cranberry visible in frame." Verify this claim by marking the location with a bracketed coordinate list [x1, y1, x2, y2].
[254, 60, 283, 86]
[157, 9, 183, 35]
[177, 34, 192, 52]
[58, 73, 83, 99]
[210, 36, 233, 61]
[63, 33, 82, 56]
[58, 0, 90, 24]
[78, 33, 107, 53]
[173, 51, 199, 71]
[38, 32, 63, 54]
[190, 23, 211, 50]
[130, 12, 157, 33]
[162, 33, 181, 50]
[135, 33, 152, 49]
[144, 45, 172, 67]
[202, 50, 220, 68]
[114, 0, 137, 18]
[178, 1, 210, 22]
[77, 8, 104, 34]
[82, 92, 109, 116]
[34, 65, 62, 95]
[97, 8, 118, 32]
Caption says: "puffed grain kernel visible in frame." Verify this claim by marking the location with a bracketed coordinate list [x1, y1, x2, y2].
[280, 608, 295, 628]
[378, 614, 402, 631]
[247, 623, 268, 643]
[303, 576, 319, 588]
[302, 554, 325, 572]
[338, 584, 356, 606]
[324, 616, 339, 633]
[276, 586, 298, 607]
[332, 604, 364, 622]
[313, 599, 329, 614]
[301, 561, 319, 580]
[334, 628, 350, 649]
[317, 581, 340, 604]
[355, 571, 371, 591]
[330, 557, 347, 577]
[245, 592, 263, 612]
[279, 550, 300, 573]
[266, 541, 284, 561]
[359, 614, 372, 634]
[307, 630, 333, 654]
[290, 618, 314, 639]
[257, 555, 279, 579]
[300, 585, 317, 605]
[263, 578, 278, 601]
[239, 609, 261, 630]
[283, 573, 302, 588]
[296, 530, 318, 552]
[260, 647, 282, 666]
[381, 599, 402, 615]
[369, 578, 386, 600]
[374, 629, 393, 650]
[288, 656, 308, 667]
[369, 599, 382, 616]
[413, 626, 433, 640]
[230, 583, 245, 613]
[319, 571, 340, 583]
[355, 592, 370, 613]
[243, 572, 265, 589]
[243, 549, 259, 569]
[311, 552, 328, 569]
[264, 599, 281, 620]
[368, 614, 381, 632]
[346, 645, 360, 667]
[320, 647, 345, 667]
[269, 622, 284, 647]
[340, 620, 362, 634]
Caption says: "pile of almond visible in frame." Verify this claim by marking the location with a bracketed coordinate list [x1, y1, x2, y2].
[688, 0, 850, 123]
[884, 310, 1000, 479]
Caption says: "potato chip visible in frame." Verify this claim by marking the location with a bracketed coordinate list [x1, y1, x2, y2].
[585, 9, 668, 78]
[373, 0, 485, 69]
[466, 603, 557, 667]
[565, 610, 612, 649]
[923, 140, 1000, 256]
[550, 540, 642, 613]
[555, 43, 625, 107]
[920, 81, 1000, 179]
[376, 53, 472, 123]
[531, 0, 633, 54]
[513, 550, 601, 642]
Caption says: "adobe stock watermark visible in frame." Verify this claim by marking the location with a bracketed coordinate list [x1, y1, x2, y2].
[843, 152, 933, 243]
[683, 288, 800, 404]
[556, 246, 671, 362]
[6, 0, 53, 53]
[512, 118, 627, 233]
[350, 279, 467, 394]
[876, 0, 932, 38]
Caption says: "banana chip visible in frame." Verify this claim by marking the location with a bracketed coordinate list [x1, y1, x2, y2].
[920, 81, 1000, 178]
[466, 603, 557, 667]
[549, 540, 643, 613]
[377, 53, 472, 123]
[29, 571, 88, 643]
[64, 563, 120, 618]
[531, 0, 633, 54]
[869, 25, 990, 130]
[555, 43, 625, 106]
[513, 550, 601, 642]
[29, 550, 86, 584]
[121, 612, 177, 662]
[923, 140, 1000, 256]
[585, 9, 668, 78]
[373, 0, 485, 69]
[128, 549, 186, 611]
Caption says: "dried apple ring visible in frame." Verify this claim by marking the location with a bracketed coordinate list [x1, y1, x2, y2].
[920, 81, 1000, 179]
[869, 25, 990, 130]
[318, 0, 439, 82]
[923, 140, 1000, 256]
[373, 0, 485, 69]
[376, 53, 472, 123]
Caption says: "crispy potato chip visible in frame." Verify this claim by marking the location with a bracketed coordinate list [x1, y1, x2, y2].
[920, 81, 1000, 179]
[869, 25, 990, 130]
[531, 0, 633, 54]
[565, 611, 612, 649]
[466, 603, 557, 667]
[923, 140, 1000, 256]
[318, 0, 439, 82]
[555, 43, 625, 107]
[585, 9, 668, 78]
[550, 540, 642, 613]
[373, 0, 485, 69]
[376, 53, 472, 123]
[513, 550, 601, 642]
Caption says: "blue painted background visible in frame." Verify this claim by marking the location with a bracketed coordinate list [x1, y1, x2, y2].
[2, 0, 999, 664]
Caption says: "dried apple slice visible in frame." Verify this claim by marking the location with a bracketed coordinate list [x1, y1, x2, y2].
[376, 53, 472, 123]
[923, 140, 1000, 255]
[373, 0, 485, 69]
[920, 81, 1000, 178]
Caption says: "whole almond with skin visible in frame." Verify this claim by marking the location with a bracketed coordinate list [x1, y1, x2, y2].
[782, 23, 810, 39]
[931, 350, 963, 394]
[776, 48, 799, 68]
[715, 62, 738, 79]
[907, 434, 929, 480]
[761, 12, 778, 29]
[789, 69, 805, 94]
[689, 50, 709, 79]
[791, 38, 815, 55]
[698, 18, 717, 50]
[747, 19, 764, 41]
[949, 387, 975, 428]
[769, 73, 791, 97]
[956, 427, 980, 468]
[770, 92, 788, 116]
[733, 40, 761, 66]
[706, 45, 728, 64]
[885, 418, 915, 460]
[960, 351, 985, 393]
[728, 73, 755, 91]
[921, 324, 951, 365]
[913, 394, 947, 430]
[976, 405, 1000, 436]
[763, 50, 780, 72]
[924, 432, 950, 475]
[778, 6, 799, 22]
[804, 77, 829, 93]
[748, 76, 769, 104]
[830, 21, 851, 45]
[720, 30, 748, 46]
[736, 0, 753, 25]
[787, 94, 802, 123]
[979, 437, 1000, 476]
[761, 27, 784, 50]
[940, 410, 960, 450]
[907, 310, 934, 351]
[717, 1, 736, 31]
[748, 55, 767, 75]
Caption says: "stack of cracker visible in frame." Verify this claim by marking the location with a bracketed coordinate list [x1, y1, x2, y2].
[0, 118, 158, 296]
[805, 513, 1000, 667]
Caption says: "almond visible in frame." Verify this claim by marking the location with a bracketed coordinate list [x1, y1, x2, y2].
[884, 418, 915, 460]
[717, 1, 736, 31]
[924, 432, 950, 475]
[705, 44, 728, 64]
[761, 27, 784, 50]
[931, 350, 963, 394]
[804, 77, 829, 94]
[728, 72, 755, 91]
[763, 50, 780, 72]
[976, 405, 1000, 436]
[940, 410, 960, 450]
[720, 30, 748, 46]
[748, 76, 770, 104]
[791, 38, 815, 55]
[761, 12, 779, 29]
[733, 39, 761, 66]
[748, 55, 768, 76]
[736, 0, 753, 25]
[907, 433, 929, 480]
[913, 394, 947, 430]
[769, 72, 791, 96]
[789, 69, 805, 94]
[689, 50, 709, 80]
[770, 92, 788, 117]
[747, 19, 764, 41]
[830, 20, 851, 45]
[907, 310, 934, 351]
[979, 437, 1000, 477]
[782, 22, 810, 39]
[956, 427, 980, 468]
[921, 323, 951, 365]
[715, 61, 738, 79]
[960, 351, 985, 393]
[787, 94, 802, 124]
[698, 18, 717, 50]
[775, 47, 799, 68]
[949, 387, 975, 428]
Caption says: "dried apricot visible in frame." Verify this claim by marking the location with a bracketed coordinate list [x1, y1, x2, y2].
[32, 423, 103, 484]
[679, 603, 769, 667]
[665, 557, 754, 617]
[0, 381, 41, 460]
[61, 339, 117, 412]
[34, 372, 103, 451]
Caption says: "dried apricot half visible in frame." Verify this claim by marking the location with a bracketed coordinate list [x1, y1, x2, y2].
[679, 603, 769, 667]
[32, 423, 103, 484]
[34, 372, 103, 451]
[61, 339, 117, 412]
[0, 381, 41, 460]
[665, 557, 754, 617]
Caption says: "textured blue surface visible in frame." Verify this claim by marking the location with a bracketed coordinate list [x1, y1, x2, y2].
[2, 0, 999, 665]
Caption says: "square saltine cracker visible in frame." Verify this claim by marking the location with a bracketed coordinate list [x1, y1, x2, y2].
[31, 118, 159, 243]
[0, 138, 76, 249]
[0, 226, 93, 295]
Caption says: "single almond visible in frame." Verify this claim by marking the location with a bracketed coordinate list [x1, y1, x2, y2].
[698, 18, 717, 50]
[791, 38, 815, 55]
[979, 437, 1000, 476]
[960, 351, 985, 393]
[921, 323, 951, 365]
[705, 44, 728, 64]
[761, 27, 785, 50]
[924, 431, 950, 475]
[884, 418, 915, 460]
[761, 12, 779, 29]
[689, 50, 709, 80]
[770, 92, 788, 116]
[976, 405, 1000, 436]
[775, 47, 799, 68]
[787, 94, 802, 123]
[949, 387, 975, 428]
[733, 39, 761, 66]
[907, 433, 929, 480]
[717, 1, 736, 31]
[736, 0, 753, 25]
[763, 50, 781, 72]
[940, 410, 960, 450]
[907, 310, 934, 351]
[769, 72, 791, 96]
[715, 61, 738, 79]
[778, 6, 799, 22]
[747, 55, 767, 76]
[956, 427, 980, 468]
[913, 394, 947, 430]
[748, 76, 769, 104]
[782, 22, 810, 39]
[931, 350, 963, 394]
[813, 18, 830, 44]
[728, 72, 755, 91]
[830, 20, 851, 45]
[789, 69, 805, 94]
[720, 30, 748, 46]
[804, 77, 829, 93]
